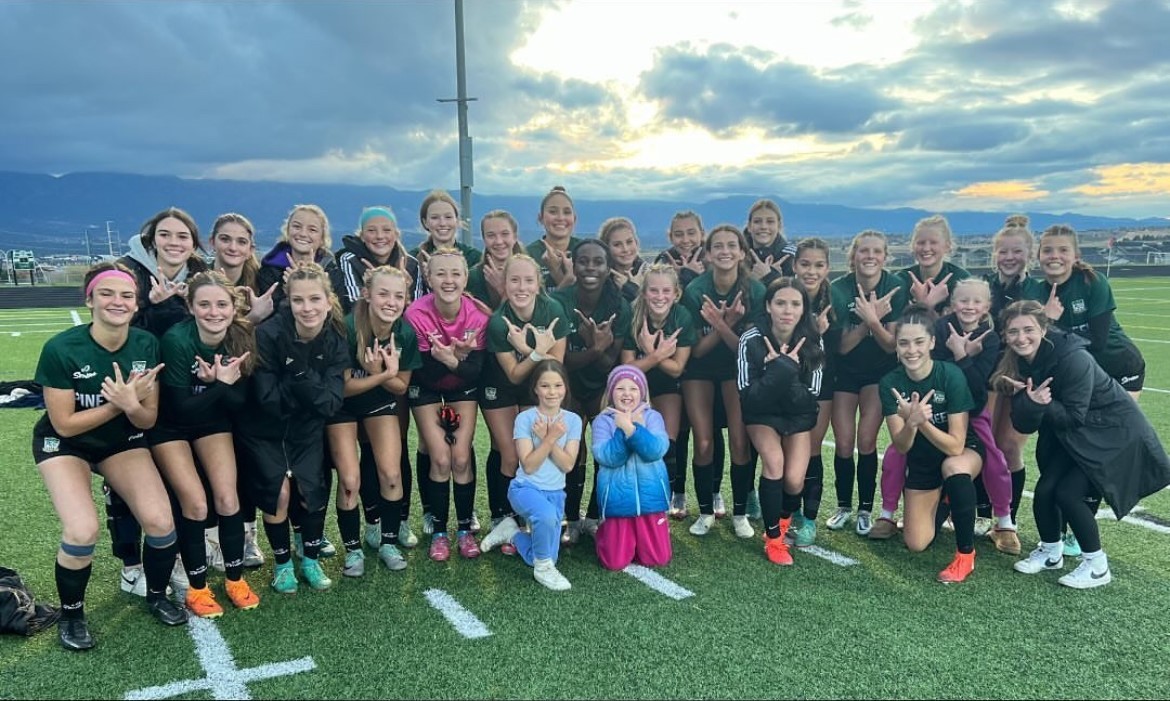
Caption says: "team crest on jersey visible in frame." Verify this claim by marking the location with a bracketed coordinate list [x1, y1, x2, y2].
[408, 386, 420, 399]
[42, 437, 60, 453]
[1071, 299, 1086, 314]
[933, 390, 946, 404]
[484, 386, 497, 401]
[131, 361, 147, 374]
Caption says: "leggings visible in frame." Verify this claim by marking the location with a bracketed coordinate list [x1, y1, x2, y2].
[1033, 435, 1102, 553]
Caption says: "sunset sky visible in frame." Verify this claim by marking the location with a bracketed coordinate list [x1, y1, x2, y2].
[1, 0, 1167, 217]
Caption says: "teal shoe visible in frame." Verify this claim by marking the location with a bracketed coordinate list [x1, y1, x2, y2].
[319, 534, 337, 558]
[785, 513, 805, 543]
[342, 550, 365, 578]
[271, 562, 297, 595]
[745, 490, 762, 521]
[1062, 532, 1082, 558]
[300, 558, 333, 591]
[794, 518, 818, 548]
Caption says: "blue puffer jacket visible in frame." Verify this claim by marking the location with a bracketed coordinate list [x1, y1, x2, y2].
[592, 408, 671, 518]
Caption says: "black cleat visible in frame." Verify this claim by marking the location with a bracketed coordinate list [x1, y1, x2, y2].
[147, 596, 189, 627]
[58, 618, 95, 651]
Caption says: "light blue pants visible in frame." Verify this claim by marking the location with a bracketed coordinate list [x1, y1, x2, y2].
[508, 480, 565, 566]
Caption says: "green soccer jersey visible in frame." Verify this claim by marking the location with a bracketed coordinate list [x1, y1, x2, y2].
[682, 271, 766, 380]
[552, 285, 633, 397]
[900, 261, 970, 315]
[829, 270, 907, 371]
[526, 237, 584, 293]
[485, 294, 569, 391]
[622, 304, 698, 355]
[159, 317, 229, 425]
[343, 312, 423, 416]
[983, 272, 1045, 323]
[879, 360, 974, 467]
[35, 324, 160, 452]
[1038, 272, 1137, 374]
[466, 263, 498, 309]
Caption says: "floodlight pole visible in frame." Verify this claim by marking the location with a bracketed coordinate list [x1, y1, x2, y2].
[437, 0, 477, 246]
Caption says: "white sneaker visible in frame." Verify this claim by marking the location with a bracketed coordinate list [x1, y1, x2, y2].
[120, 566, 148, 597]
[712, 493, 728, 518]
[1058, 554, 1111, 589]
[469, 511, 482, 534]
[205, 535, 225, 573]
[170, 557, 190, 597]
[243, 522, 264, 568]
[826, 507, 853, 530]
[732, 515, 755, 539]
[399, 522, 419, 549]
[1014, 544, 1064, 574]
[533, 558, 571, 591]
[689, 514, 716, 536]
[855, 510, 873, 536]
[480, 516, 519, 553]
[364, 521, 381, 550]
[580, 517, 599, 538]
[422, 512, 435, 536]
[973, 516, 994, 538]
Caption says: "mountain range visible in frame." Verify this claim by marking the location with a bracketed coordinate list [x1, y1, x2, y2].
[1, 170, 1166, 257]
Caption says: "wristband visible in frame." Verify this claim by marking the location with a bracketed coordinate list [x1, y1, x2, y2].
[529, 350, 543, 363]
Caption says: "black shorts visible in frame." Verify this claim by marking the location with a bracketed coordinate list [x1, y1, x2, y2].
[905, 434, 986, 491]
[31, 415, 147, 469]
[407, 383, 479, 408]
[327, 397, 400, 425]
[148, 420, 233, 446]
[478, 381, 522, 411]
[816, 366, 836, 402]
[647, 369, 681, 397]
[833, 359, 894, 395]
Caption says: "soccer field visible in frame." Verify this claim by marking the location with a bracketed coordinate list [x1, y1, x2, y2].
[1, 278, 1169, 700]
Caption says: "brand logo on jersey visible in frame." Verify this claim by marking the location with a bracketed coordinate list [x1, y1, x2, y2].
[484, 386, 497, 401]
[315, 354, 324, 360]
[1121, 374, 1140, 386]
[933, 390, 946, 403]
[73, 365, 96, 379]
[131, 361, 147, 374]
[1071, 299, 1086, 314]
[408, 386, 420, 399]
[127, 432, 144, 441]
[285, 357, 295, 365]
[42, 437, 60, 453]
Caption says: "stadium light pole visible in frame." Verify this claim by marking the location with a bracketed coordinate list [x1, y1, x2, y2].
[437, 0, 477, 246]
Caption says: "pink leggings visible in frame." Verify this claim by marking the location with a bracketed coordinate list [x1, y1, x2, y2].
[880, 408, 1011, 519]
[595, 513, 673, 571]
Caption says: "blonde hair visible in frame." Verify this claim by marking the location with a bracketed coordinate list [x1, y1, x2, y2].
[280, 204, 332, 252]
[991, 220, 1035, 278]
[630, 263, 680, 354]
[185, 270, 257, 375]
[846, 230, 888, 273]
[598, 217, 637, 246]
[352, 265, 410, 365]
[911, 214, 954, 255]
[285, 261, 346, 337]
[951, 278, 993, 329]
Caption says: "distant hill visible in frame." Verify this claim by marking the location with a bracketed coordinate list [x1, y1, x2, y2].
[1, 170, 1166, 257]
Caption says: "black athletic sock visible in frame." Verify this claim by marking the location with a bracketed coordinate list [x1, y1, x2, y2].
[142, 536, 178, 597]
[1010, 469, 1026, 524]
[944, 474, 977, 554]
[803, 454, 824, 520]
[711, 431, 726, 492]
[359, 445, 381, 525]
[177, 515, 208, 590]
[55, 562, 91, 620]
[486, 449, 505, 519]
[288, 494, 306, 536]
[500, 473, 515, 518]
[693, 462, 715, 514]
[665, 440, 680, 494]
[834, 454, 856, 509]
[934, 499, 951, 535]
[974, 474, 992, 519]
[399, 438, 413, 519]
[781, 490, 802, 520]
[218, 510, 244, 581]
[730, 462, 754, 516]
[380, 496, 403, 546]
[856, 451, 878, 512]
[299, 508, 327, 560]
[759, 476, 784, 539]
[337, 506, 362, 552]
[454, 480, 476, 531]
[417, 451, 432, 513]
[585, 464, 600, 520]
[429, 478, 451, 534]
[564, 452, 586, 522]
[263, 519, 292, 565]
[674, 430, 690, 493]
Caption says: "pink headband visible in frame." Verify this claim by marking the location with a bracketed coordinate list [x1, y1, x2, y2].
[85, 270, 137, 298]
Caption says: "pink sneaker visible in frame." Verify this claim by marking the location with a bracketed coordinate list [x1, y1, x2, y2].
[500, 542, 517, 556]
[456, 531, 481, 559]
[429, 534, 451, 562]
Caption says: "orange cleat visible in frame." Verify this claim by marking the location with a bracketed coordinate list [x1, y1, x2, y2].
[764, 535, 793, 566]
[185, 585, 224, 619]
[225, 578, 260, 611]
[937, 551, 976, 584]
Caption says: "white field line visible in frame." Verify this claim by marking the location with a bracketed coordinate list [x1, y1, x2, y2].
[423, 588, 492, 639]
[70, 310, 82, 326]
[1132, 337, 1170, 345]
[1115, 311, 1170, 319]
[124, 616, 316, 700]
[1142, 387, 1170, 395]
[622, 564, 694, 600]
[1117, 324, 1170, 333]
[1112, 286, 1170, 292]
[803, 545, 860, 566]
[0, 321, 75, 328]
[1115, 297, 1170, 304]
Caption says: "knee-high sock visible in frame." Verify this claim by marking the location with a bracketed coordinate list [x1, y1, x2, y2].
[299, 508, 327, 560]
[585, 464, 601, 520]
[730, 462, 754, 516]
[974, 474, 992, 519]
[1010, 469, 1026, 524]
[416, 451, 432, 513]
[380, 496, 403, 545]
[177, 515, 208, 590]
[665, 440, 681, 494]
[429, 478, 451, 534]
[142, 532, 178, 599]
[399, 437, 413, 519]
[454, 480, 476, 531]
[564, 451, 587, 522]
[55, 562, 91, 620]
[759, 476, 784, 539]
[674, 431, 690, 493]
[711, 431, 726, 492]
[692, 462, 714, 514]
[359, 445, 381, 525]
[802, 454, 824, 520]
[263, 519, 292, 565]
[833, 454, 855, 509]
[486, 449, 505, 519]
[856, 452, 878, 512]
[218, 510, 245, 581]
[337, 506, 361, 552]
[944, 474, 977, 554]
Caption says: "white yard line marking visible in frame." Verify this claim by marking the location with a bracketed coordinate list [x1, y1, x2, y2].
[1115, 297, 1170, 304]
[9, 332, 19, 337]
[1132, 337, 1170, 345]
[0, 322, 74, 328]
[622, 564, 694, 600]
[124, 616, 316, 700]
[70, 310, 82, 326]
[423, 588, 491, 639]
[803, 545, 860, 567]
[1142, 387, 1170, 395]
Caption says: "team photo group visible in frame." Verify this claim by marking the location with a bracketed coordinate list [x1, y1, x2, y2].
[32, 185, 1170, 652]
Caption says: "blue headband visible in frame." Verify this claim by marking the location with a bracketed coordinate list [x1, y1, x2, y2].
[360, 206, 397, 228]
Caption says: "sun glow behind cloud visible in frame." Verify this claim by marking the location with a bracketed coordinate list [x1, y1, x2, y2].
[955, 180, 1050, 201]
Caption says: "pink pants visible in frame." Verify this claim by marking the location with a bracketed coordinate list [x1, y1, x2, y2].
[880, 408, 1011, 518]
[595, 512, 673, 571]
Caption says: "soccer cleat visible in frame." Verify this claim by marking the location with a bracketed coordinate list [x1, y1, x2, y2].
[562, 520, 583, 545]
[1062, 532, 1082, 558]
[399, 522, 419, 549]
[533, 558, 571, 591]
[378, 544, 408, 571]
[793, 517, 818, 548]
[299, 558, 333, 591]
[1058, 556, 1111, 589]
[855, 510, 873, 536]
[580, 517, 600, 539]
[938, 551, 976, 584]
[58, 617, 95, 651]
[169, 557, 190, 598]
[271, 562, 298, 594]
[469, 511, 482, 534]
[429, 534, 451, 562]
[826, 507, 853, 531]
[785, 513, 804, 543]
[732, 515, 755, 539]
[745, 490, 762, 521]
[457, 530, 482, 559]
[147, 595, 189, 627]
[120, 566, 149, 597]
[225, 579, 260, 610]
[990, 528, 1022, 556]
[500, 542, 518, 556]
[669, 493, 688, 520]
[342, 549, 366, 578]
[1014, 545, 1064, 574]
[206, 537, 225, 573]
[712, 493, 728, 518]
[689, 514, 715, 536]
[973, 516, 993, 538]
[764, 534, 793, 566]
[867, 517, 899, 540]
[319, 534, 337, 558]
[243, 525, 264, 568]
[480, 516, 519, 553]
[185, 586, 224, 619]
[422, 512, 436, 536]
[364, 521, 381, 550]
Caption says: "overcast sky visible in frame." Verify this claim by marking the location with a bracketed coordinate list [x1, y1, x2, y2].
[1, 0, 1167, 217]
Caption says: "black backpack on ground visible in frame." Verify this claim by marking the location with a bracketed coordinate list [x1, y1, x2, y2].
[0, 566, 59, 635]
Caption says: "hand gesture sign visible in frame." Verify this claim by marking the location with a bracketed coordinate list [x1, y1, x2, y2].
[360, 345, 387, 376]
[723, 291, 746, 329]
[451, 328, 479, 361]
[1043, 285, 1064, 322]
[678, 249, 705, 275]
[923, 273, 953, 309]
[217, 353, 250, 385]
[128, 362, 164, 402]
[380, 336, 401, 377]
[653, 328, 681, 360]
[195, 354, 219, 383]
[945, 322, 970, 360]
[503, 317, 533, 355]
[763, 336, 805, 364]
[613, 409, 635, 436]
[699, 295, 727, 332]
[891, 389, 935, 428]
[428, 333, 458, 366]
[149, 277, 185, 304]
[591, 313, 617, 352]
[483, 258, 505, 298]
[816, 306, 832, 335]
[532, 318, 559, 356]
[1003, 376, 1053, 405]
[245, 282, 278, 322]
[963, 328, 993, 359]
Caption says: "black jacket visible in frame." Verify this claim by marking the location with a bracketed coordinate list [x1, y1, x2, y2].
[256, 243, 339, 313]
[118, 254, 207, 338]
[737, 326, 819, 436]
[1011, 331, 1170, 518]
[331, 235, 421, 314]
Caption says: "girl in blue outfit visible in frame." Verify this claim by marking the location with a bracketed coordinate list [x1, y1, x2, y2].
[480, 360, 582, 591]
[592, 365, 673, 570]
